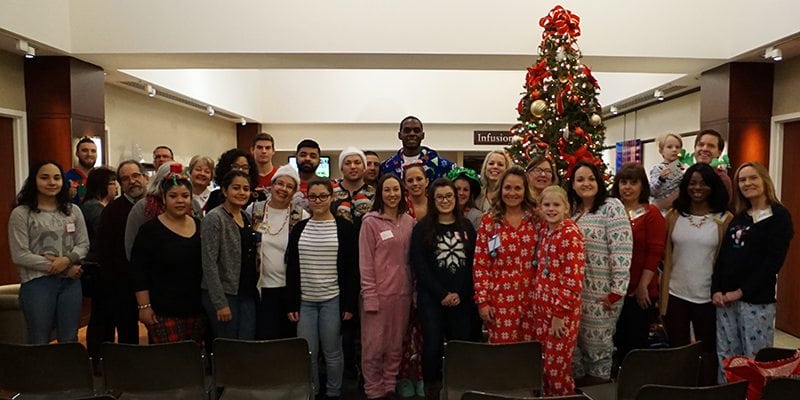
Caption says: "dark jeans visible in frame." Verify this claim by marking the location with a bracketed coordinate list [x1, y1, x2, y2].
[256, 287, 296, 340]
[418, 291, 475, 384]
[664, 294, 718, 385]
[202, 291, 256, 340]
[614, 296, 657, 363]
[87, 275, 139, 362]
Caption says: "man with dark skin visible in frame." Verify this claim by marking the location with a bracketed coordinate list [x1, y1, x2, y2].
[380, 116, 455, 181]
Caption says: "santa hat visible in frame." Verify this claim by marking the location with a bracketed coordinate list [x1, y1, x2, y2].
[339, 147, 366, 170]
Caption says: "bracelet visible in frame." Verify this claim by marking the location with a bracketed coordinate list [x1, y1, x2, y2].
[137, 304, 151, 310]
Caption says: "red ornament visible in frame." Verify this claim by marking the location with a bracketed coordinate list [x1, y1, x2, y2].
[531, 90, 541, 100]
[537, 141, 549, 149]
[571, 95, 580, 103]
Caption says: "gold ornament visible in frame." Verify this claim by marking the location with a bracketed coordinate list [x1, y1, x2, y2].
[558, 74, 569, 83]
[530, 100, 547, 118]
[590, 113, 602, 126]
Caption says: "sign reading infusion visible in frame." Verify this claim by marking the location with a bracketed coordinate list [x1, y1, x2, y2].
[474, 130, 514, 145]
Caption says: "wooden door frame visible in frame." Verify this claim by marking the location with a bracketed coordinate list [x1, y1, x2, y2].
[0, 107, 28, 193]
[770, 112, 800, 198]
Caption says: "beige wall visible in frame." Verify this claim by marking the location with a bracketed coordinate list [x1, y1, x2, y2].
[104, 84, 236, 167]
[0, 50, 25, 111]
[773, 56, 800, 116]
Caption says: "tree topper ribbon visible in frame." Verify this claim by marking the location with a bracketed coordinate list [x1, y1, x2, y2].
[539, 5, 581, 38]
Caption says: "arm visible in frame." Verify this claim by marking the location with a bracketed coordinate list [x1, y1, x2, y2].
[740, 207, 794, 298]
[200, 213, 228, 310]
[358, 218, 381, 312]
[7, 207, 52, 271]
[472, 215, 495, 308]
[642, 206, 666, 279]
[410, 223, 448, 302]
[649, 164, 667, 198]
[124, 200, 145, 261]
[68, 206, 90, 262]
[606, 199, 633, 301]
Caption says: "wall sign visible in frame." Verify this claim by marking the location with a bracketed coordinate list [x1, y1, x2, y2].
[474, 130, 513, 145]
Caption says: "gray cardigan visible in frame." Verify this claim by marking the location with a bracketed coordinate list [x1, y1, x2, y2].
[201, 206, 251, 310]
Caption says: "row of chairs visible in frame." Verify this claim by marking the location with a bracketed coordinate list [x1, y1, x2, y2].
[1, 339, 798, 400]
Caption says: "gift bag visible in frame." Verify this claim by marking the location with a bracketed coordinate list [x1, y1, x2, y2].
[723, 350, 800, 399]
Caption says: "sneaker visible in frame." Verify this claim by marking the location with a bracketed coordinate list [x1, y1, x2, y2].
[415, 380, 425, 397]
[396, 379, 415, 398]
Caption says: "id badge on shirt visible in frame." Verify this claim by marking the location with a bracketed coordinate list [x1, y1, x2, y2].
[380, 230, 394, 241]
[628, 207, 647, 221]
[65, 222, 76, 233]
[488, 234, 501, 256]
[752, 207, 773, 223]
[254, 223, 268, 234]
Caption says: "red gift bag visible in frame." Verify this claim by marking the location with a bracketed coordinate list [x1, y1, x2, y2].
[723, 350, 800, 399]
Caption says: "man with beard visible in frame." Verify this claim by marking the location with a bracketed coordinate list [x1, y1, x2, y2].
[380, 116, 456, 181]
[363, 151, 381, 186]
[91, 160, 149, 356]
[693, 129, 732, 205]
[252, 133, 278, 201]
[332, 147, 375, 231]
[294, 139, 322, 212]
[66, 137, 98, 204]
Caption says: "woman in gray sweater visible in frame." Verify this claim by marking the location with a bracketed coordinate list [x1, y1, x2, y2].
[201, 170, 259, 339]
[8, 160, 89, 344]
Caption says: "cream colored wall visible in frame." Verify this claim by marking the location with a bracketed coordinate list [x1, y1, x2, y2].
[104, 84, 236, 167]
[0, 51, 25, 111]
[773, 56, 800, 116]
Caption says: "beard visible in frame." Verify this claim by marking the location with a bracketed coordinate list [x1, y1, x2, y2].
[125, 184, 145, 200]
[298, 162, 318, 174]
[79, 158, 96, 169]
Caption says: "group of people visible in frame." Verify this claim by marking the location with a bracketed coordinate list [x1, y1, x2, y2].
[8, 118, 794, 399]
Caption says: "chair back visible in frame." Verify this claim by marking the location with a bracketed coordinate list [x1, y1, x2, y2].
[0, 342, 94, 396]
[0, 284, 27, 343]
[443, 340, 542, 400]
[102, 341, 206, 398]
[212, 337, 312, 399]
[635, 381, 747, 400]
[754, 347, 798, 362]
[617, 342, 702, 400]
[461, 390, 588, 399]
[761, 377, 800, 400]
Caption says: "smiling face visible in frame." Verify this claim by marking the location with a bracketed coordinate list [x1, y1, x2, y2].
[399, 119, 424, 152]
[433, 186, 456, 216]
[190, 162, 212, 189]
[118, 163, 147, 199]
[453, 178, 471, 208]
[270, 175, 297, 206]
[527, 161, 554, 192]
[403, 166, 428, 198]
[163, 184, 192, 217]
[541, 192, 569, 228]
[341, 155, 365, 182]
[737, 166, 765, 203]
[501, 174, 525, 209]
[36, 163, 63, 198]
[381, 177, 402, 211]
[572, 166, 598, 204]
[222, 176, 251, 208]
[76, 142, 97, 169]
[484, 153, 508, 182]
[661, 135, 682, 163]
[694, 133, 721, 164]
[687, 171, 711, 205]
[617, 178, 642, 206]
[364, 154, 381, 182]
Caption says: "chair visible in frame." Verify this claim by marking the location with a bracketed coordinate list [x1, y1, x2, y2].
[761, 377, 800, 400]
[0, 342, 95, 399]
[0, 284, 27, 344]
[442, 340, 542, 400]
[461, 390, 588, 399]
[634, 381, 747, 400]
[211, 337, 312, 400]
[102, 341, 207, 400]
[578, 342, 702, 400]
[754, 347, 798, 362]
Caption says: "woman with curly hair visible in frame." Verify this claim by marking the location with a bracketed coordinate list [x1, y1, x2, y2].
[204, 148, 259, 212]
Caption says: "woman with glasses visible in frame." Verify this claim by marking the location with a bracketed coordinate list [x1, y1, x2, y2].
[525, 156, 559, 203]
[204, 148, 259, 212]
[359, 174, 415, 400]
[412, 178, 478, 397]
[286, 178, 358, 400]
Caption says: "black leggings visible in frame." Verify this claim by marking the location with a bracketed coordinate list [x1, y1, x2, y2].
[663, 295, 718, 385]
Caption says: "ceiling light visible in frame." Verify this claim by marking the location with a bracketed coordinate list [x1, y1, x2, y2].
[207, 106, 215, 116]
[609, 106, 619, 115]
[145, 84, 156, 97]
[764, 46, 783, 61]
[25, 46, 36, 59]
[654, 89, 665, 101]
[240, 118, 247, 126]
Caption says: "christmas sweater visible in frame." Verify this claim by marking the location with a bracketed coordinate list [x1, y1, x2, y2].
[380, 146, 456, 182]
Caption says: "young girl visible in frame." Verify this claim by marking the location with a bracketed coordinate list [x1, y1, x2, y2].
[649, 133, 684, 212]
[534, 186, 584, 396]
[9, 161, 89, 344]
[359, 174, 415, 400]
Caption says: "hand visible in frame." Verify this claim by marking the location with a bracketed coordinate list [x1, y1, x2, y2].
[478, 304, 495, 324]
[64, 265, 83, 279]
[69, 186, 78, 199]
[659, 168, 672, 178]
[216, 306, 232, 322]
[723, 289, 743, 304]
[139, 308, 158, 325]
[635, 285, 651, 309]
[342, 312, 353, 321]
[45, 255, 70, 274]
[550, 316, 567, 339]
[712, 292, 726, 307]
[597, 296, 613, 312]
[287, 312, 299, 322]
[441, 293, 460, 307]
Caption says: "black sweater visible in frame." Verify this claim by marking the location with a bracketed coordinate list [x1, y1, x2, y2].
[410, 219, 476, 303]
[712, 204, 794, 304]
[285, 216, 359, 314]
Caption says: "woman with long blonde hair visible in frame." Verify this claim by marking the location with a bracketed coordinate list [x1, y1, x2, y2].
[476, 150, 512, 211]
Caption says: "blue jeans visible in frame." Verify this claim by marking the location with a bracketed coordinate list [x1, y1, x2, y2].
[202, 291, 256, 340]
[19, 275, 82, 344]
[297, 296, 343, 397]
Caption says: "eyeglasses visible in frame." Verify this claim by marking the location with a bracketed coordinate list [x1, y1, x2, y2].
[230, 163, 250, 172]
[119, 172, 143, 184]
[434, 193, 455, 202]
[273, 181, 296, 191]
[308, 194, 331, 202]
[529, 167, 553, 176]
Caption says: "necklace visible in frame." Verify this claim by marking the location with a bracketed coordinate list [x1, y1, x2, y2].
[687, 214, 708, 228]
[262, 204, 290, 236]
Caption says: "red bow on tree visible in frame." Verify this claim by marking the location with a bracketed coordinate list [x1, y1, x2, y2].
[558, 138, 600, 177]
[539, 5, 581, 38]
[525, 60, 549, 89]
[582, 65, 599, 88]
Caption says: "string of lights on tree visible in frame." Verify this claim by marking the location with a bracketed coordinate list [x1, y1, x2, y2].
[505, 5, 607, 183]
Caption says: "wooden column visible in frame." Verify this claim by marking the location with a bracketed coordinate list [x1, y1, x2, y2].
[24, 57, 105, 169]
[700, 62, 774, 169]
[236, 123, 262, 152]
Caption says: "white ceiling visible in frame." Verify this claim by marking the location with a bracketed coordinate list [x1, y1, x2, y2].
[1, 0, 798, 124]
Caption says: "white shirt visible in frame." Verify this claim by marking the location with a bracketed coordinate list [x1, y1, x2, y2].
[669, 214, 719, 304]
[258, 205, 291, 288]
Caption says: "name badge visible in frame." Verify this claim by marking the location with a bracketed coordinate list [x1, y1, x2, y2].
[753, 207, 773, 223]
[488, 234, 501, 254]
[255, 223, 268, 234]
[628, 207, 647, 221]
[66, 222, 76, 233]
[380, 230, 394, 240]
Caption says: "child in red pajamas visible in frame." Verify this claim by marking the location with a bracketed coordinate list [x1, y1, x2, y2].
[533, 186, 585, 396]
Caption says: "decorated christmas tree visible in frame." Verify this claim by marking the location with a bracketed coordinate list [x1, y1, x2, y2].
[506, 5, 607, 183]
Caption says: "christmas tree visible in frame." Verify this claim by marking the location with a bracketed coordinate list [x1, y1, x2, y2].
[505, 5, 607, 183]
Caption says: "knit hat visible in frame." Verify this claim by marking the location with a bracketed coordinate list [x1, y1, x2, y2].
[271, 164, 301, 186]
[339, 147, 366, 170]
